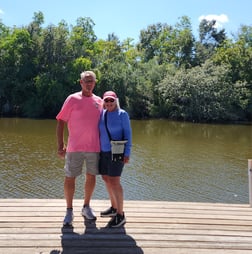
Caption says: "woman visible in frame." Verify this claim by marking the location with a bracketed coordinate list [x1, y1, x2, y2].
[99, 91, 132, 228]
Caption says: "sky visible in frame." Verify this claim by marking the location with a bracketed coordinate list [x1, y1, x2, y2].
[0, 0, 251, 43]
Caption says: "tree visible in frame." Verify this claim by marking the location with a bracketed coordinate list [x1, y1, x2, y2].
[194, 19, 227, 65]
[69, 17, 96, 58]
[0, 28, 35, 115]
[137, 22, 167, 62]
[159, 60, 247, 122]
[137, 17, 195, 68]
[199, 19, 226, 46]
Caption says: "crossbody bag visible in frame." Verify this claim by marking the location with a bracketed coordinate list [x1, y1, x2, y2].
[104, 111, 127, 162]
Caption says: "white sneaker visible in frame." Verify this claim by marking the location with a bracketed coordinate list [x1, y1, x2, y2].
[81, 205, 97, 220]
[63, 209, 74, 226]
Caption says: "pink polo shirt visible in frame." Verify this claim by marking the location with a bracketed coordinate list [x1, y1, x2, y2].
[56, 92, 103, 152]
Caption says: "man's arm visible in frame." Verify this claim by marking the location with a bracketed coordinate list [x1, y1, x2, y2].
[56, 119, 66, 159]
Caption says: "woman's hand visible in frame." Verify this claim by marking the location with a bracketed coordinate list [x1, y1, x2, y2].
[123, 156, 130, 164]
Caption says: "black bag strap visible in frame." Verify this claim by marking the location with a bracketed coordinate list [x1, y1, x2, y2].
[104, 111, 112, 141]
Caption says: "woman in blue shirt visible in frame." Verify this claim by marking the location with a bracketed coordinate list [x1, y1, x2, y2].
[99, 91, 132, 228]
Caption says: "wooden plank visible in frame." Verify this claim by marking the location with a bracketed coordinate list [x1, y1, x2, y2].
[0, 199, 250, 208]
[1, 199, 252, 254]
[1, 248, 252, 254]
[1, 227, 252, 236]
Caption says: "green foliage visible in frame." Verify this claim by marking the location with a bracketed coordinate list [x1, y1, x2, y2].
[0, 12, 251, 123]
[158, 60, 248, 122]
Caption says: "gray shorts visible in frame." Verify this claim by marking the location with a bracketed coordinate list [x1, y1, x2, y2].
[64, 152, 99, 177]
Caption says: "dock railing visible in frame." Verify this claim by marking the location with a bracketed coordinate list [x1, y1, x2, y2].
[249, 159, 252, 206]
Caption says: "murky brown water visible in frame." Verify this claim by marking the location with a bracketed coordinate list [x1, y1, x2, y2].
[0, 117, 251, 203]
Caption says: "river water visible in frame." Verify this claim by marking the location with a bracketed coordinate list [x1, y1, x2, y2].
[0, 117, 251, 204]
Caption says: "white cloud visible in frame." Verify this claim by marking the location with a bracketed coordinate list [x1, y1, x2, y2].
[198, 14, 229, 29]
[0, 9, 4, 16]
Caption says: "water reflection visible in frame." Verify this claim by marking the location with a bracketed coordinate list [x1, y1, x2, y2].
[127, 120, 251, 203]
[0, 118, 251, 203]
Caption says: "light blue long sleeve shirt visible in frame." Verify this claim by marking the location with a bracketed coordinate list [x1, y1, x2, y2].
[99, 109, 132, 157]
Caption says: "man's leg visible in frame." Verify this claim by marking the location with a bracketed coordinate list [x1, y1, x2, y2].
[64, 176, 75, 208]
[84, 173, 96, 205]
[63, 176, 75, 226]
[81, 173, 97, 220]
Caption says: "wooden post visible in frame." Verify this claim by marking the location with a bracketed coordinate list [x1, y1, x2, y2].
[249, 160, 252, 207]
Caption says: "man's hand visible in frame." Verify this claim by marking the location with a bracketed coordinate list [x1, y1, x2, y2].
[57, 147, 66, 159]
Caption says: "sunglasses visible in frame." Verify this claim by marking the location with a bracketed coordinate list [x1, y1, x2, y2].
[104, 98, 115, 103]
[83, 79, 94, 83]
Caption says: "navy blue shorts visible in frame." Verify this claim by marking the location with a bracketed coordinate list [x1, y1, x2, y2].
[99, 152, 124, 177]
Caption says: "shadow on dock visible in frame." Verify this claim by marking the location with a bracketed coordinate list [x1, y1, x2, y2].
[50, 219, 143, 254]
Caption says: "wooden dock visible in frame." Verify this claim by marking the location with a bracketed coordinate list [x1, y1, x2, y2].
[1, 199, 252, 253]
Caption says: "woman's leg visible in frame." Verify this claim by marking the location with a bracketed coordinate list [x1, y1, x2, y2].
[108, 176, 123, 215]
[102, 175, 117, 209]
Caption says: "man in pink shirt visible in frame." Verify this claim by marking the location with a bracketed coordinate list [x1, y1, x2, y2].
[56, 70, 103, 226]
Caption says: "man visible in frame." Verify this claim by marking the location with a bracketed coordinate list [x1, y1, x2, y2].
[56, 70, 103, 226]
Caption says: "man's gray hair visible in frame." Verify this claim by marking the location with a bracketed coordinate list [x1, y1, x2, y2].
[80, 71, 96, 80]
